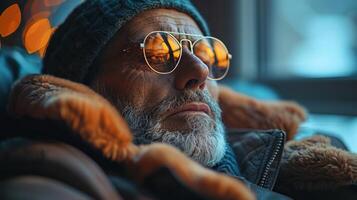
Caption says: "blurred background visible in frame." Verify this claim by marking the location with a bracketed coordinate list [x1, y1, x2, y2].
[0, 0, 82, 56]
[195, 0, 357, 151]
[1, 0, 357, 150]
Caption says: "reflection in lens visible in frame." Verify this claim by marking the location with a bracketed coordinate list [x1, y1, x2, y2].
[214, 41, 229, 68]
[193, 39, 215, 67]
[144, 32, 181, 73]
[194, 37, 230, 80]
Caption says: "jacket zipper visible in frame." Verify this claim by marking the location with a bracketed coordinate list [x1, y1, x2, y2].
[258, 131, 284, 188]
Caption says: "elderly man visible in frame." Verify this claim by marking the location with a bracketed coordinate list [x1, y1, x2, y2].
[90, 9, 228, 167]
[44, 2, 233, 169]
[2, 0, 357, 200]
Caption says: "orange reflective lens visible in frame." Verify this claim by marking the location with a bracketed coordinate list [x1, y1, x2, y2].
[193, 38, 230, 80]
[142, 31, 231, 80]
[143, 32, 181, 73]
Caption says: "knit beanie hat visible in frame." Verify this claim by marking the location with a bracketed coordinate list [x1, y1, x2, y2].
[42, 0, 209, 84]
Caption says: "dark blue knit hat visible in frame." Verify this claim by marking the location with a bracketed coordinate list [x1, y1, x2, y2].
[43, 0, 209, 84]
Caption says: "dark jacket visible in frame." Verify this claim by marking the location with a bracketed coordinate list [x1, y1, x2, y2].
[1, 48, 357, 200]
[0, 115, 290, 200]
[1, 114, 356, 200]
[0, 120, 289, 199]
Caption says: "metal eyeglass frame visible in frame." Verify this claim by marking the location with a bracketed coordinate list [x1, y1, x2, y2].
[139, 31, 232, 81]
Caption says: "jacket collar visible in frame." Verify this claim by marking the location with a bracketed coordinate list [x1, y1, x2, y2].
[210, 144, 241, 177]
[227, 129, 286, 190]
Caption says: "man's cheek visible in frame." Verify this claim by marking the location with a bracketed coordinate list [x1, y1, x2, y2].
[127, 70, 167, 109]
[120, 70, 148, 107]
[207, 80, 219, 100]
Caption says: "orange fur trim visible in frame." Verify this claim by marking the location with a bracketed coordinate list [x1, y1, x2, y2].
[8, 75, 134, 161]
[8, 75, 256, 199]
[218, 86, 306, 140]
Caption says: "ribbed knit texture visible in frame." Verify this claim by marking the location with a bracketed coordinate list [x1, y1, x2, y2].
[43, 0, 209, 84]
[210, 145, 241, 177]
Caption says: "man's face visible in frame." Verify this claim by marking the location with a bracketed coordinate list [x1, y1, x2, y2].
[91, 9, 226, 167]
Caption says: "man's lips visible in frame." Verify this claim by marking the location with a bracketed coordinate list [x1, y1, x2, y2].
[164, 102, 212, 119]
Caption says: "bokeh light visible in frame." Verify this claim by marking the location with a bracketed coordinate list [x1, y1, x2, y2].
[44, 0, 66, 7]
[0, 0, 81, 57]
[0, 3, 21, 37]
[23, 18, 53, 54]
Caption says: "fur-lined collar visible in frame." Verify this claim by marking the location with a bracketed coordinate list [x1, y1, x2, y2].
[7, 74, 357, 199]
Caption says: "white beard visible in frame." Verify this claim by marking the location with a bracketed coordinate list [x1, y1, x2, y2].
[93, 82, 227, 167]
[146, 114, 227, 167]
[120, 91, 227, 167]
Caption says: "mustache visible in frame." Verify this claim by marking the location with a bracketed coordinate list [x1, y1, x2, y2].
[145, 89, 219, 120]
[116, 89, 222, 138]
[92, 80, 218, 119]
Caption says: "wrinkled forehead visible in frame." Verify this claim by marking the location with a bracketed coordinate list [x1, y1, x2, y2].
[118, 9, 204, 43]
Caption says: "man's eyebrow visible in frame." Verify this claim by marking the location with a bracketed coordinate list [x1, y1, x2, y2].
[129, 22, 202, 41]
[128, 37, 143, 44]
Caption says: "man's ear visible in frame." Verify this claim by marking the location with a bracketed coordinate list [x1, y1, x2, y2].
[218, 85, 307, 140]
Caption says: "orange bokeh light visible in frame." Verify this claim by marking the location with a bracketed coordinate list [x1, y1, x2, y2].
[44, 0, 66, 7]
[20, 0, 67, 55]
[0, 0, 71, 56]
[38, 27, 56, 58]
[31, 0, 48, 16]
[24, 18, 53, 54]
[0, 4, 21, 37]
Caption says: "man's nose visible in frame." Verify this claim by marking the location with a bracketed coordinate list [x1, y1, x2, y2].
[174, 48, 209, 90]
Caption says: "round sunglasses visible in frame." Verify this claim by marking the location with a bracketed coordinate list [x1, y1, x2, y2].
[140, 31, 232, 80]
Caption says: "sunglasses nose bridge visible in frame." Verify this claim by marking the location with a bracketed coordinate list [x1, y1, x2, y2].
[179, 39, 194, 54]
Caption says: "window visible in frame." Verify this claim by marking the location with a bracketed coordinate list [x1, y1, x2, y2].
[238, 0, 357, 115]
[268, 0, 357, 78]
[236, 0, 357, 151]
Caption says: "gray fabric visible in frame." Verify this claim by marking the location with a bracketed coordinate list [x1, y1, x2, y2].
[43, 0, 209, 84]
[227, 129, 286, 190]
[210, 145, 241, 177]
